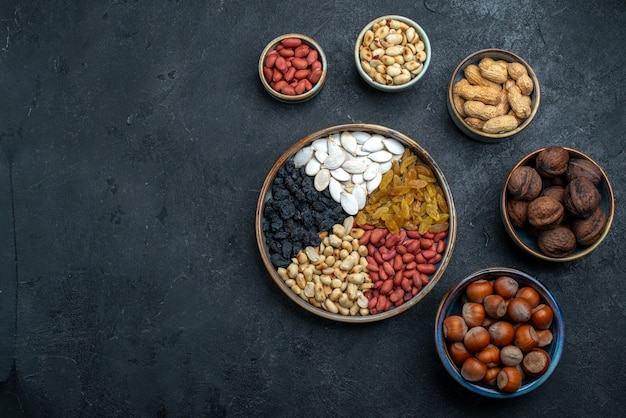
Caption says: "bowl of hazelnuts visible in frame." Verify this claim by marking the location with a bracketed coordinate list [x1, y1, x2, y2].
[501, 146, 615, 261]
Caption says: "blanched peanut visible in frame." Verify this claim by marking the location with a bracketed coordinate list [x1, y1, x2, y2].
[281, 217, 373, 316]
[359, 18, 427, 87]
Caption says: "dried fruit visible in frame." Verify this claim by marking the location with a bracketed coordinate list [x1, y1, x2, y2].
[356, 148, 449, 234]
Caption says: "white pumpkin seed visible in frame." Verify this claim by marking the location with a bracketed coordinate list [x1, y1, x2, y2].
[305, 158, 321, 176]
[293, 146, 313, 168]
[327, 136, 343, 155]
[312, 138, 328, 153]
[314, 168, 331, 192]
[340, 131, 358, 156]
[382, 137, 405, 155]
[352, 131, 371, 144]
[352, 184, 368, 210]
[369, 150, 393, 163]
[340, 191, 359, 215]
[328, 177, 343, 203]
[342, 160, 367, 174]
[354, 144, 370, 156]
[330, 167, 351, 182]
[363, 163, 379, 181]
[314, 150, 329, 164]
[379, 161, 393, 173]
[323, 152, 346, 170]
[352, 173, 364, 184]
[366, 171, 382, 193]
[362, 135, 384, 152]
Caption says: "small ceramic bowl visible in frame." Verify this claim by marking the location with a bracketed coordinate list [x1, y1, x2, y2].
[259, 33, 327, 103]
[501, 147, 615, 262]
[354, 15, 431, 92]
[447, 48, 540, 142]
[256, 123, 457, 323]
[435, 267, 565, 398]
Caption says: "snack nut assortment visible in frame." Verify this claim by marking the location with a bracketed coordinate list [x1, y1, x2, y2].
[256, 13, 614, 398]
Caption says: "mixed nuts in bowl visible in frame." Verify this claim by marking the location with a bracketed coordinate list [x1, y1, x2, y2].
[435, 267, 565, 398]
[255, 123, 457, 323]
[259, 33, 327, 103]
[447, 48, 540, 142]
[501, 146, 615, 261]
[354, 15, 431, 92]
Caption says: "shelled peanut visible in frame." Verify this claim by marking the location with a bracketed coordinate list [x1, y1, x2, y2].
[358, 18, 427, 86]
[277, 217, 374, 316]
[277, 215, 448, 316]
[452, 58, 534, 134]
[262, 37, 323, 96]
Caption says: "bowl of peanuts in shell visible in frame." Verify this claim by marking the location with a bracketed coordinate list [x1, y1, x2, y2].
[259, 33, 327, 103]
[256, 123, 458, 323]
[355, 15, 431, 92]
[447, 48, 540, 142]
[435, 267, 565, 398]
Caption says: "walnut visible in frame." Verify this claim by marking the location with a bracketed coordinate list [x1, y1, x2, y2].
[548, 175, 567, 187]
[537, 226, 577, 258]
[527, 196, 564, 229]
[507, 199, 529, 228]
[535, 146, 569, 177]
[566, 158, 602, 185]
[540, 186, 566, 204]
[563, 177, 601, 218]
[571, 207, 606, 246]
[507, 166, 542, 201]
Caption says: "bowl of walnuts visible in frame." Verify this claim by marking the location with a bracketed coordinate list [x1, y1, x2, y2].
[501, 146, 615, 261]
[447, 48, 540, 142]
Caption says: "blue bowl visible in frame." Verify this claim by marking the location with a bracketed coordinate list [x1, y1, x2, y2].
[435, 267, 565, 398]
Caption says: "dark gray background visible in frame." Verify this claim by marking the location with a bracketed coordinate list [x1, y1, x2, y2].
[1, 0, 625, 416]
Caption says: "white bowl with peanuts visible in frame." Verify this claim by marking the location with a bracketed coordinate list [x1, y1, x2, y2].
[355, 15, 431, 92]
[447, 49, 541, 142]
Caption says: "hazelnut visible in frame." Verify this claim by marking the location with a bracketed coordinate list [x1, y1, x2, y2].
[506, 199, 529, 228]
[507, 166, 542, 201]
[571, 207, 606, 246]
[527, 196, 565, 229]
[535, 146, 569, 177]
[537, 226, 577, 258]
[566, 158, 602, 185]
[564, 177, 601, 218]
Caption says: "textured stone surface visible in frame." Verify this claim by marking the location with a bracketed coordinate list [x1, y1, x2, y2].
[1, 0, 625, 416]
